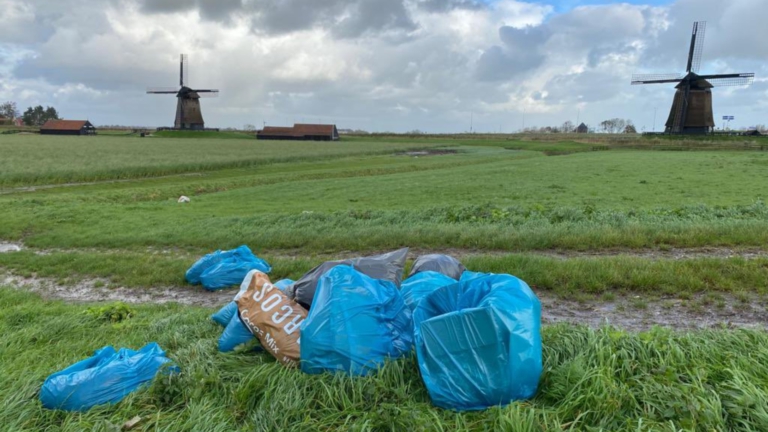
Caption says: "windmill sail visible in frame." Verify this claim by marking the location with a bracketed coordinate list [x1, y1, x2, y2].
[631, 21, 754, 135]
[147, 53, 219, 130]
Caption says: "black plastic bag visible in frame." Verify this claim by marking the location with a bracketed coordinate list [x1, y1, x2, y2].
[286, 248, 408, 310]
[409, 254, 465, 280]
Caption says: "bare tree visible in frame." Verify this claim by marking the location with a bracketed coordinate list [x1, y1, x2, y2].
[561, 120, 574, 133]
[0, 101, 19, 119]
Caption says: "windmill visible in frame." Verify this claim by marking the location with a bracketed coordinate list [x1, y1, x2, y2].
[631, 21, 754, 134]
[147, 54, 219, 130]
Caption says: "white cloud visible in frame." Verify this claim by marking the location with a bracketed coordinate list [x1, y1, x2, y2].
[0, 0, 763, 131]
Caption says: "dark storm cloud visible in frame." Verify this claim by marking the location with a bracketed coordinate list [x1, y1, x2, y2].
[415, 0, 484, 13]
[136, 0, 243, 21]
[247, 0, 417, 38]
[136, 0, 417, 37]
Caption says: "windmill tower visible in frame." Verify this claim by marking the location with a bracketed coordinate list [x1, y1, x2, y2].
[147, 54, 219, 130]
[631, 22, 754, 134]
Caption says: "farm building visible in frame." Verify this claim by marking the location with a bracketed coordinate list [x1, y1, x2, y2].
[256, 123, 339, 141]
[0, 116, 11, 126]
[40, 120, 97, 136]
[575, 123, 589, 133]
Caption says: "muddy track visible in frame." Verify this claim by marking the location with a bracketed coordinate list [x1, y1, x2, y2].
[4, 273, 767, 332]
[6, 241, 768, 263]
[0, 173, 205, 195]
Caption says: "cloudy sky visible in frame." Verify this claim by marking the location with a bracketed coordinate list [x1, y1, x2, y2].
[0, 0, 765, 132]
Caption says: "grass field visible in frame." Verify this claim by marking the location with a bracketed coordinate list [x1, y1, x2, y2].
[3, 289, 768, 432]
[3, 133, 768, 430]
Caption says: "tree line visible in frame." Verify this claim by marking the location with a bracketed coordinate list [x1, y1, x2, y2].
[521, 118, 637, 134]
[0, 101, 61, 126]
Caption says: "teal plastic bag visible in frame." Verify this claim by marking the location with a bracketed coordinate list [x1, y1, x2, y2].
[300, 266, 412, 376]
[400, 271, 456, 311]
[186, 245, 271, 291]
[413, 273, 541, 411]
[40, 343, 177, 411]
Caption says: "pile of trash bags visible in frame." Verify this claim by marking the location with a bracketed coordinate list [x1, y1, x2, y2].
[41, 247, 539, 413]
[207, 247, 542, 411]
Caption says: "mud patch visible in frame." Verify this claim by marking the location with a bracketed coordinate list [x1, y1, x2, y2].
[540, 292, 768, 331]
[395, 149, 458, 157]
[4, 273, 768, 331]
[0, 242, 22, 253]
[2, 274, 233, 308]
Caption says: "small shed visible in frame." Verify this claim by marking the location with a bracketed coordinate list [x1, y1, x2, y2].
[40, 120, 97, 135]
[575, 123, 589, 133]
[256, 123, 339, 141]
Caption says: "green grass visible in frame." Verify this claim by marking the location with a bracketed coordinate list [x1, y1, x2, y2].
[3, 144, 768, 252]
[4, 134, 768, 430]
[0, 135, 443, 187]
[3, 249, 768, 298]
[3, 288, 768, 431]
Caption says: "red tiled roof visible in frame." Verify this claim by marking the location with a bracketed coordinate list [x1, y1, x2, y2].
[40, 120, 91, 131]
[293, 124, 336, 136]
[257, 123, 336, 138]
[260, 126, 297, 136]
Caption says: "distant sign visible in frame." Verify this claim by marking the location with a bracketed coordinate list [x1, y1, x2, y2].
[723, 116, 735, 121]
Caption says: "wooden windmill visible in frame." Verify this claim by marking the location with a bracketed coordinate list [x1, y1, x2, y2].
[147, 54, 219, 130]
[631, 22, 754, 134]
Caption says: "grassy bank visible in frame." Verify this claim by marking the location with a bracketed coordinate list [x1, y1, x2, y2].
[3, 249, 768, 298]
[0, 135, 443, 187]
[2, 288, 767, 431]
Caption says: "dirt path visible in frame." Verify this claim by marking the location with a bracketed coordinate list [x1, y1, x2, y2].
[4, 273, 767, 332]
[5, 241, 768, 261]
[0, 173, 204, 195]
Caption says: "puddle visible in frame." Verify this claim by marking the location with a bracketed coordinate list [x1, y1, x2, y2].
[395, 149, 458, 157]
[0, 243, 22, 253]
[4, 273, 767, 331]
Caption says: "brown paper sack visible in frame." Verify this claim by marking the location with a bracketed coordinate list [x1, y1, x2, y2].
[236, 271, 308, 367]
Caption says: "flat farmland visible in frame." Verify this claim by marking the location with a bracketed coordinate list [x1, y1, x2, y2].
[3, 133, 768, 431]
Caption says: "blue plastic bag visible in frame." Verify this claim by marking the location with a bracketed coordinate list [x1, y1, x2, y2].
[212, 302, 238, 327]
[186, 248, 238, 285]
[212, 278, 294, 327]
[412, 272, 541, 411]
[191, 245, 271, 291]
[300, 266, 412, 376]
[218, 314, 257, 352]
[40, 342, 177, 411]
[400, 271, 457, 311]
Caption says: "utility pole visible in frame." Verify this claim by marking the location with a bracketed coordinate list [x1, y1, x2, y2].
[652, 107, 657, 132]
[470, 112, 473, 134]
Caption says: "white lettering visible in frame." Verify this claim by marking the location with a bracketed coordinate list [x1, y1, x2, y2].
[272, 305, 292, 324]
[261, 293, 282, 312]
[284, 315, 303, 335]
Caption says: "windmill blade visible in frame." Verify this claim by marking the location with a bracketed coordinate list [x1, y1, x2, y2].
[689, 21, 707, 73]
[180, 54, 189, 87]
[196, 90, 219, 98]
[686, 21, 705, 73]
[147, 87, 179, 94]
[631, 74, 683, 85]
[697, 73, 755, 87]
